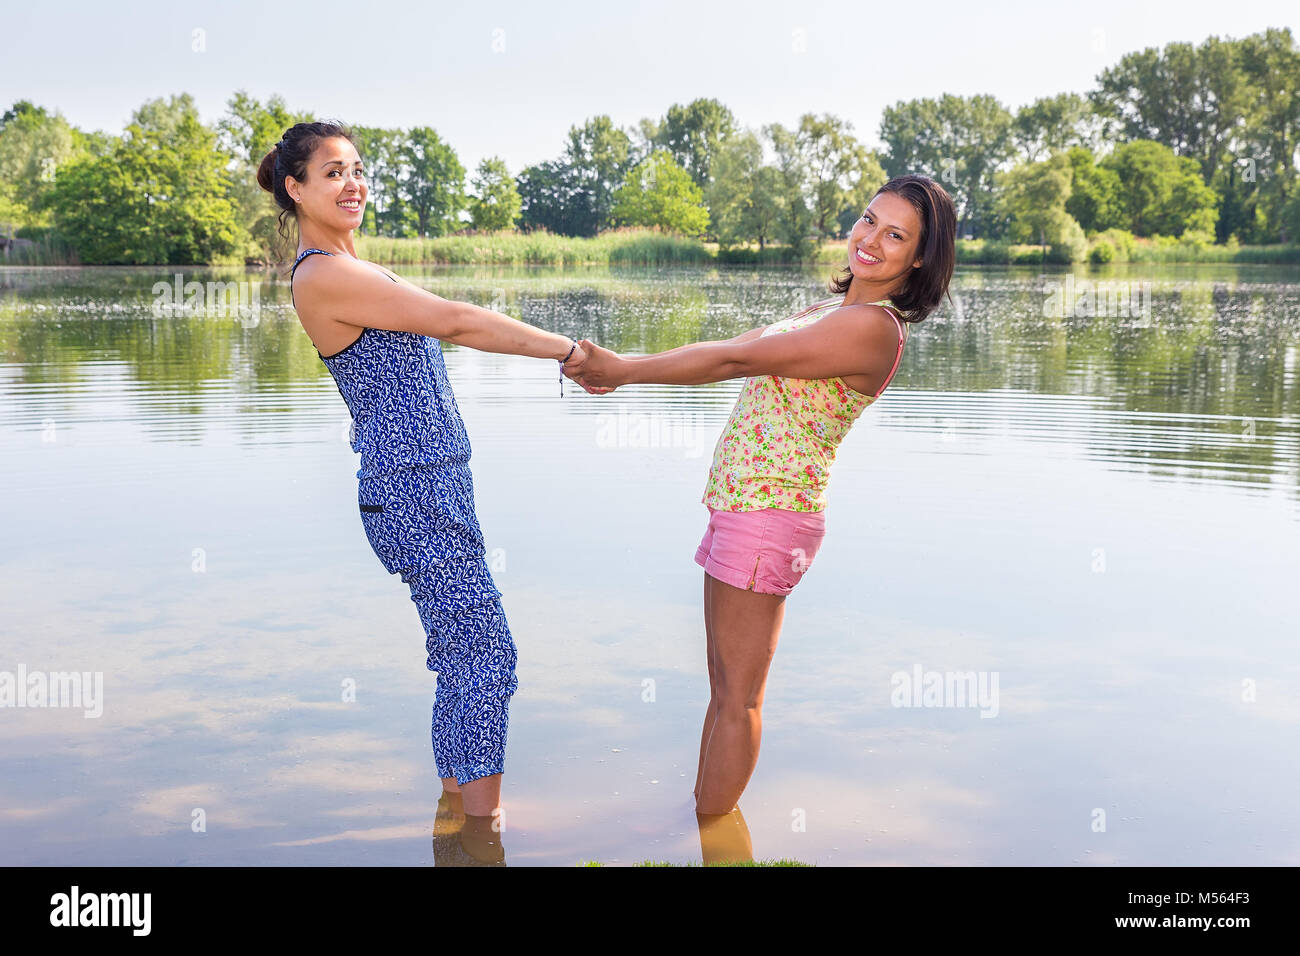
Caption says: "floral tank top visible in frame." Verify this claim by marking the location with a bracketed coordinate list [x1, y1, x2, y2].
[701, 297, 908, 513]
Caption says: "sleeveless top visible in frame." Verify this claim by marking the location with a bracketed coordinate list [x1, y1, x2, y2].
[701, 297, 909, 513]
[291, 248, 472, 480]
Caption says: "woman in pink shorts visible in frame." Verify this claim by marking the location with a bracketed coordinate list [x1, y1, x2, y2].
[569, 176, 957, 815]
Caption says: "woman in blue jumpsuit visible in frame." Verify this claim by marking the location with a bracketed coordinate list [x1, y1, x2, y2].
[260, 121, 592, 820]
[294, 246, 516, 789]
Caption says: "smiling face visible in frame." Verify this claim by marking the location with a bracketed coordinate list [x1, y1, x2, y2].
[846, 190, 924, 292]
[284, 136, 366, 231]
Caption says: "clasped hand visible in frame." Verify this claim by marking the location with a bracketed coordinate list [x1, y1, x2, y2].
[562, 338, 624, 395]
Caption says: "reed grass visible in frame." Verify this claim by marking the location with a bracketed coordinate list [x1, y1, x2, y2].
[355, 228, 710, 266]
[8, 225, 1297, 267]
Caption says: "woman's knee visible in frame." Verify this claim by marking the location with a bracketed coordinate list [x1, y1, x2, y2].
[712, 685, 764, 715]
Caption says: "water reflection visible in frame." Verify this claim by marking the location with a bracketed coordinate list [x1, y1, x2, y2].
[432, 792, 507, 867]
[697, 808, 754, 865]
[1, 262, 1297, 867]
[1, 263, 1295, 495]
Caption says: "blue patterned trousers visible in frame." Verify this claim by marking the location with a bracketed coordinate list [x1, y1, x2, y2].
[357, 464, 518, 785]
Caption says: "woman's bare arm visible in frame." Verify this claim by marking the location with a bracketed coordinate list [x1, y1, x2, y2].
[573, 305, 899, 388]
[293, 253, 577, 361]
[621, 324, 767, 363]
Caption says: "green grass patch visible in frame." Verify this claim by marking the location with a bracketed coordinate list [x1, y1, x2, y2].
[15, 223, 1297, 268]
[951, 232, 1300, 266]
[1, 227, 81, 265]
[355, 228, 711, 266]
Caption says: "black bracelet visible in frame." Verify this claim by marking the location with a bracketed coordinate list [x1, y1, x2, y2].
[559, 340, 577, 397]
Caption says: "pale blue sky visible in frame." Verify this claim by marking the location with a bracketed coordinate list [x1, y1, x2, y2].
[7, 0, 1298, 173]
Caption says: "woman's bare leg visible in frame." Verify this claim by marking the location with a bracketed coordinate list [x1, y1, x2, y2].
[694, 572, 720, 800]
[459, 773, 501, 816]
[694, 575, 786, 815]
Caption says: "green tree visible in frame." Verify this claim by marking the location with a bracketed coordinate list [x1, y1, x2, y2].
[469, 156, 522, 231]
[517, 116, 633, 236]
[351, 126, 410, 237]
[1282, 193, 1300, 246]
[1237, 28, 1300, 241]
[131, 94, 202, 141]
[794, 114, 886, 237]
[216, 91, 314, 260]
[1101, 140, 1219, 237]
[1212, 164, 1270, 244]
[707, 131, 759, 247]
[746, 167, 788, 250]
[879, 93, 1015, 237]
[216, 90, 307, 165]
[1090, 35, 1251, 183]
[1088, 29, 1300, 241]
[837, 148, 890, 238]
[704, 131, 788, 249]
[764, 122, 815, 253]
[399, 126, 465, 237]
[47, 105, 241, 264]
[757, 115, 885, 251]
[1013, 93, 1099, 162]
[1063, 147, 1124, 233]
[611, 150, 709, 236]
[647, 98, 737, 188]
[0, 101, 79, 229]
[997, 153, 1080, 255]
[516, 159, 589, 235]
[565, 115, 633, 235]
[69, 127, 116, 159]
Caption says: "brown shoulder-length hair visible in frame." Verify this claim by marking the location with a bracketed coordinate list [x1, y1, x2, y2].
[830, 175, 957, 323]
[255, 120, 356, 243]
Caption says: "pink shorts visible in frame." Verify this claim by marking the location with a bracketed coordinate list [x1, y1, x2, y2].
[694, 506, 828, 596]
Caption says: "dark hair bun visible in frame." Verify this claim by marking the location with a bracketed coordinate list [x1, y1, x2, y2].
[255, 145, 278, 195]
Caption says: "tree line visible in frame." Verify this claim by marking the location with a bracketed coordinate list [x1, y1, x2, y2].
[0, 26, 1296, 265]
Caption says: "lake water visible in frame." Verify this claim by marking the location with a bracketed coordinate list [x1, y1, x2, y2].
[1, 261, 1297, 866]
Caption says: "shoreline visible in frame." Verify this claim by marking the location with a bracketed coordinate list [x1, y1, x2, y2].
[4, 229, 1299, 269]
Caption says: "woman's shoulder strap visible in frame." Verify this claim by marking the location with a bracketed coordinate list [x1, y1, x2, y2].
[874, 300, 907, 335]
[291, 248, 335, 278]
[289, 249, 337, 308]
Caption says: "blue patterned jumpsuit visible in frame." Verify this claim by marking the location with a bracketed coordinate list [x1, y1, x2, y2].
[291, 248, 518, 786]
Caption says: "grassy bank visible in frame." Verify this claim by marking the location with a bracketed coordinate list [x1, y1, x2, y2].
[7, 225, 1298, 267]
[948, 233, 1300, 266]
[0, 232, 81, 266]
[355, 228, 711, 266]
[357, 230, 1300, 268]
